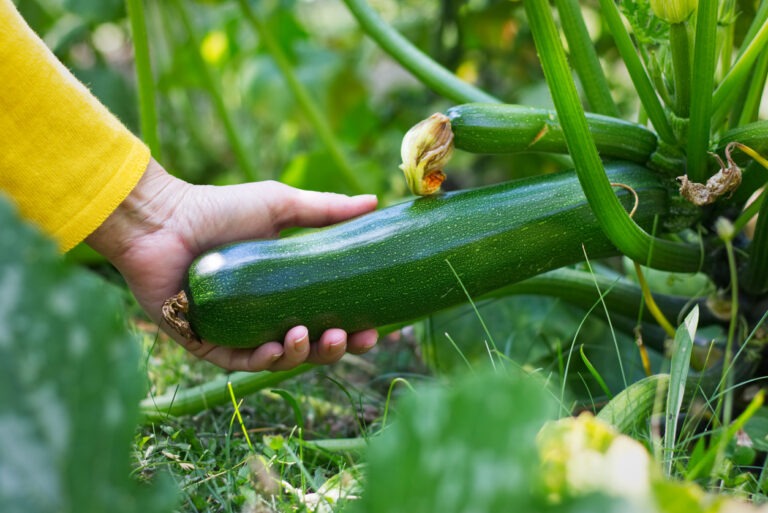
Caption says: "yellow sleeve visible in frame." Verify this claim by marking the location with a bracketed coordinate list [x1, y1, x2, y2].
[0, 0, 150, 252]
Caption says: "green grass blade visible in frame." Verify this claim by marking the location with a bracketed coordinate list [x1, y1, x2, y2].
[685, 0, 719, 182]
[553, 0, 619, 117]
[597, 0, 676, 144]
[237, 0, 365, 194]
[125, 0, 160, 157]
[342, 0, 499, 104]
[579, 345, 613, 399]
[523, 0, 702, 272]
[663, 306, 698, 476]
[227, 381, 254, 451]
[685, 389, 765, 481]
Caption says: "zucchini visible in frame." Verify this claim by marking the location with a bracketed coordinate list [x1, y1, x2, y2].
[164, 162, 668, 348]
[447, 103, 658, 164]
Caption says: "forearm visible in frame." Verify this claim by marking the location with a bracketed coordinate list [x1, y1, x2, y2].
[0, 0, 150, 252]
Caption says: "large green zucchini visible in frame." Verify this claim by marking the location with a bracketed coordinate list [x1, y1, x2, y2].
[167, 163, 668, 347]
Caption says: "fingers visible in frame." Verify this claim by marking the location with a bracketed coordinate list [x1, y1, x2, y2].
[173, 325, 379, 372]
[305, 328, 378, 365]
[176, 336, 287, 372]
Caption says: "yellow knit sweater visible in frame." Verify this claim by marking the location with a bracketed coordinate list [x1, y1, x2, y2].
[0, 0, 150, 252]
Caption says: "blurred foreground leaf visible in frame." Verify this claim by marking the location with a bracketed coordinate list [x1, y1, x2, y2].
[0, 197, 176, 513]
[352, 369, 619, 513]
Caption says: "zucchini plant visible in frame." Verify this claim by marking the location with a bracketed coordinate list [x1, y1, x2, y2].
[120, 0, 768, 498]
[157, 0, 768, 423]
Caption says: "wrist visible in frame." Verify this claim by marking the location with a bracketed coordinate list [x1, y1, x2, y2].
[86, 158, 190, 263]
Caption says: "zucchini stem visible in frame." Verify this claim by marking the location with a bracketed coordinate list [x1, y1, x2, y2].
[161, 290, 197, 341]
[341, 0, 499, 104]
[597, 0, 677, 145]
[553, 0, 620, 117]
[669, 22, 691, 118]
[685, 0, 719, 183]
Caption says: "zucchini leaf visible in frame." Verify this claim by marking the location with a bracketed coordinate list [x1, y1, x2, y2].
[0, 197, 176, 513]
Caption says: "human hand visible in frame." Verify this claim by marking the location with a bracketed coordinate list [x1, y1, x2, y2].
[86, 159, 379, 371]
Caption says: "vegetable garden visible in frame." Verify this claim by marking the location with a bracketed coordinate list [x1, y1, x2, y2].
[4, 0, 768, 511]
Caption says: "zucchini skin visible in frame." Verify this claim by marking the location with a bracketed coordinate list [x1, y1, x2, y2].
[185, 163, 667, 347]
[447, 103, 658, 164]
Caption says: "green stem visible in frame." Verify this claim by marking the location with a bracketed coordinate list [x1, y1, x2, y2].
[685, 0, 719, 183]
[732, 188, 765, 236]
[597, 0, 676, 145]
[736, 48, 768, 127]
[553, 0, 619, 117]
[301, 437, 368, 453]
[737, 0, 768, 61]
[125, 0, 160, 157]
[718, 120, 768, 162]
[717, 1, 736, 84]
[237, 0, 364, 194]
[523, 0, 702, 272]
[140, 365, 313, 422]
[485, 267, 704, 327]
[669, 23, 691, 118]
[711, 18, 768, 129]
[744, 194, 768, 295]
[341, 0, 499, 104]
[171, 0, 259, 181]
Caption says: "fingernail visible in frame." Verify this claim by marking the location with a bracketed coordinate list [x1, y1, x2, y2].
[360, 338, 377, 350]
[293, 334, 309, 352]
[270, 352, 284, 363]
[288, 327, 309, 348]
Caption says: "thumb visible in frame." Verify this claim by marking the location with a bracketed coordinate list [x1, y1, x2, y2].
[263, 182, 378, 231]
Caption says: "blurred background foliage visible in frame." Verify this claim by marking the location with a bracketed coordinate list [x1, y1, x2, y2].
[16, 0, 634, 198]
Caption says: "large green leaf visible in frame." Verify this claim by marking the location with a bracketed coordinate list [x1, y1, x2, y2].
[0, 197, 176, 513]
[352, 368, 621, 513]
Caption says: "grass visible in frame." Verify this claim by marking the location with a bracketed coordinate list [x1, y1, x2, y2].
[132, 317, 427, 512]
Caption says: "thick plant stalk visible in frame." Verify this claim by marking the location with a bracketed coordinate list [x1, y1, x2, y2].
[685, 0, 719, 183]
[553, 0, 619, 117]
[669, 22, 691, 118]
[341, 0, 499, 104]
[140, 365, 313, 421]
[125, 0, 160, 157]
[237, 0, 364, 194]
[597, 0, 676, 145]
[523, 0, 702, 272]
